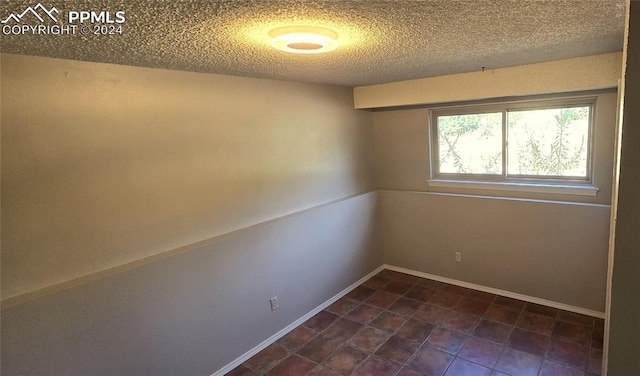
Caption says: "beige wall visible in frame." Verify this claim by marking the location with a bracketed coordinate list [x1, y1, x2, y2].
[1, 54, 382, 375]
[372, 92, 618, 312]
[354, 52, 622, 109]
[608, 1, 640, 374]
[1, 53, 374, 299]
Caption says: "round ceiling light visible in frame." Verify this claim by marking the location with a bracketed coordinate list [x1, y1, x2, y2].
[270, 27, 338, 54]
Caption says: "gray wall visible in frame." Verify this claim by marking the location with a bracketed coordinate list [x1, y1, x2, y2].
[379, 190, 610, 311]
[372, 92, 618, 312]
[0, 54, 381, 375]
[608, 1, 640, 374]
[1, 192, 381, 376]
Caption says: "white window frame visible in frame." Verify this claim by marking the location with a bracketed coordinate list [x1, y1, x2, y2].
[427, 95, 599, 196]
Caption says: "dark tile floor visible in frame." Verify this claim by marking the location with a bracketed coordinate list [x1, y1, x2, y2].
[228, 270, 604, 376]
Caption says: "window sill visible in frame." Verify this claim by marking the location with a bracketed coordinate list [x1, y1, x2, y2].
[427, 179, 599, 197]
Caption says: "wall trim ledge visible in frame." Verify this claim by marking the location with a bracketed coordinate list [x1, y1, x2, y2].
[379, 189, 612, 208]
[211, 265, 386, 376]
[1, 190, 378, 310]
[384, 264, 605, 318]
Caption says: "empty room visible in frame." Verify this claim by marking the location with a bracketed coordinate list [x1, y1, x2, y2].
[1, 1, 639, 376]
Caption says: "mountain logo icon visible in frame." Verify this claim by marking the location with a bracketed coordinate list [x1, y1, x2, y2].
[1, 3, 59, 24]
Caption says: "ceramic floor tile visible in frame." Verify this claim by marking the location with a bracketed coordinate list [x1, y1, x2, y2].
[405, 285, 438, 302]
[304, 311, 341, 332]
[466, 290, 497, 303]
[524, 303, 558, 318]
[538, 359, 586, 376]
[553, 320, 592, 347]
[445, 357, 492, 376]
[493, 296, 526, 310]
[455, 297, 491, 316]
[226, 365, 259, 376]
[243, 343, 289, 374]
[398, 367, 425, 376]
[264, 354, 316, 376]
[376, 270, 400, 280]
[391, 272, 424, 285]
[347, 286, 377, 301]
[236, 272, 603, 376]
[494, 347, 542, 376]
[427, 327, 468, 355]
[323, 345, 369, 375]
[588, 348, 603, 375]
[375, 334, 422, 365]
[345, 304, 383, 324]
[473, 319, 513, 345]
[297, 334, 343, 363]
[429, 291, 465, 309]
[442, 311, 481, 334]
[484, 304, 521, 325]
[362, 276, 391, 290]
[365, 291, 400, 309]
[407, 345, 455, 376]
[381, 280, 415, 295]
[352, 356, 400, 376]
[396, 318, 436, 343]
[420, 279, 447, 290]
[308, 365, 343, 376]
[327, 298, 361, 316]
[370, 311, 408, 333]
[277, 326, 318, 351]
[458, 336, 503, 368]
[323, 318, 363, 341]
[546, 338, 589, 370]
[591, 328, 604, 350]
[387, 297, 424, 317]
[506, 328, 550, 356]
[415, 304, 452, 325]
[348, 326, 392, 352]
[441, 284, 472, 296]
[557, 311, 595, 327]
[516, 312, 555, 335]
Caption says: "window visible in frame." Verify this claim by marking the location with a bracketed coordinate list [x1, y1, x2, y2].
[429, 96, 598, 196]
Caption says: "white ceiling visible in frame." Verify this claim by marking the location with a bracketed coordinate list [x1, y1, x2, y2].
[0, 0, 626, 87]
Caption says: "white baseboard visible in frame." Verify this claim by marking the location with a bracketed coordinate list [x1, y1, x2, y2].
[211, 265, 386, 376]
[213, 263, 604, 375]
[384, 264, 605, 319]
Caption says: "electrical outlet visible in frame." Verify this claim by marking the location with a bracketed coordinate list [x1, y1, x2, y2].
[269, 296, 279, 311]
[455, 252, 461, 263]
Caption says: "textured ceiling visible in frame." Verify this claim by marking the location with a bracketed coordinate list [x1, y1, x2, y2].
[0, 0, 626, 86]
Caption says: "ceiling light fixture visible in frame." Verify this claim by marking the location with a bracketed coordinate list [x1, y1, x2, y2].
[270, 26, 338, 54]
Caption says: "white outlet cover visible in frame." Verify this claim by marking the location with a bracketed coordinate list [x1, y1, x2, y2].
[270, 297, 279, 311]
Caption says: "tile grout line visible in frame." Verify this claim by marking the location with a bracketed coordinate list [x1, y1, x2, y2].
[231, 268, 602, 376]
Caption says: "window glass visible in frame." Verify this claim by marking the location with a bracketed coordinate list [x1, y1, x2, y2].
[507, 107, 589, 177]
[431, 98, 593, 184]
[437, 112, 502, 175]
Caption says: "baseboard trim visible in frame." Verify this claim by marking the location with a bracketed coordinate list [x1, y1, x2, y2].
[211, 265, 385, 376]
[212, 263, 604, 375]
[384, 264, 605, 319]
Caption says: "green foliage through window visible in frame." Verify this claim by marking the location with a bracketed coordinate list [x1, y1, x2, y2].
[434, 102, 591, 180]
